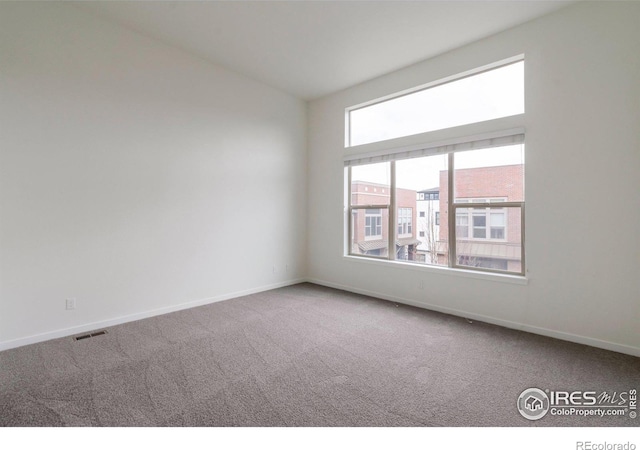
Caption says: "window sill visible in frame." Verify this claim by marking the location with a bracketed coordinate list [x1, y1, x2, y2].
[343, 255, 528, 285]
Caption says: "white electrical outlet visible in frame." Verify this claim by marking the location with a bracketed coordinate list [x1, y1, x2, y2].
[66, 298, 76, 310]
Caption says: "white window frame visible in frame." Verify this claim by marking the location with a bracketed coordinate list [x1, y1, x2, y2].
[344, 56, 526, 277]
[345, 55, 525, 148]
[346, 151, 524, 276]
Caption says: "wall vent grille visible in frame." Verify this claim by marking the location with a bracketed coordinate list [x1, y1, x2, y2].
[74, 330, 108, 341]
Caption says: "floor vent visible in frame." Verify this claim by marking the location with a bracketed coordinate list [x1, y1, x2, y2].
[74, 330, 108, 341]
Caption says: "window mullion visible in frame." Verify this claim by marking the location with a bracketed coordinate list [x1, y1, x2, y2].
[447, 152, 455, 268]
[520, 204, 526, 276]
[347, 166, 352, 256]
[389, 161, 396, 261]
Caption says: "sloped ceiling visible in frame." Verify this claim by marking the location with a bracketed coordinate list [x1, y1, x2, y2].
[76, 1, 575, 99]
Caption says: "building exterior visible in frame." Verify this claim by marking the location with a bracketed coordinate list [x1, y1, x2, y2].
[438, 164, 524, 272]
[350, 181, 420, 259]
[416, 187, 441, 264]
[351, 163, 523, 271]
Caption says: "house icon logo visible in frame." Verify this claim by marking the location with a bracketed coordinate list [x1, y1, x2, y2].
[526, 396, 543, 411]
[517, 388, 550, 420]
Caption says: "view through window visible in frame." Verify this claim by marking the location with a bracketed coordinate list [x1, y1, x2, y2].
[347, 144, 524, 274]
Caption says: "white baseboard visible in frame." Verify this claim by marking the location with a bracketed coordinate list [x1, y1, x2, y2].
[307, 277, 640, 358]
[2, 276, 638, 358]
[0, 278, 306, 352]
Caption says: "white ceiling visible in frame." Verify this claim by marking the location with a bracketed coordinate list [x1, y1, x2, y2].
[75, 1, 575, 100]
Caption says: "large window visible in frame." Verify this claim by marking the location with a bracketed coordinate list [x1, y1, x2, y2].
[348, 60, 524, 146]
[345, 57, 525, 276]
[346, 143, 524, 274]
[347, 144, 524, 274]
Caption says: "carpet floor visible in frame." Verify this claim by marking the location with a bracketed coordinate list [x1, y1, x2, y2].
[0, 283, 638, 427]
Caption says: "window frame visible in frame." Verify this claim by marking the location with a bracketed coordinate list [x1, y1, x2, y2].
[346, 146, 525, 277]
[347, 167, 394, 261]
[345, 56, 526, 277]
[346, 56, 525, 148]
[447, 151, 524, 275]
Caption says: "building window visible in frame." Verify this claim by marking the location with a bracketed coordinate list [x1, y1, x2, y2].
[455, 199, 506, 241]
[398, 208, 412, 236]
[365, 209, 382, 238]
[473, 214, 487, 238]
[490, 212, 505, 239]
[456, 210, 469, 238]
[435, 212, 440, 226]
[419, 211, 425, 218]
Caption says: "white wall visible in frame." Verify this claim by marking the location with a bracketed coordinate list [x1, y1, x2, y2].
[0, 2, 307, 348]
[308, 2, 640, 356]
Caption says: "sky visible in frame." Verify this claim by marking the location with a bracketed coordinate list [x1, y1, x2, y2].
[349, 61, 524, 147]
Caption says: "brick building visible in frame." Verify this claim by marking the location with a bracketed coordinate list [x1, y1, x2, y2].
[437, 164, 524, 272]
[350, 181, 420, 259]
[351, 163, 523, 270]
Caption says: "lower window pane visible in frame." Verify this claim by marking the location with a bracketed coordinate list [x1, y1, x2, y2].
[456, 207, 522, 273]
[395, 155, 449, 266]
[473, 215, 486, 227]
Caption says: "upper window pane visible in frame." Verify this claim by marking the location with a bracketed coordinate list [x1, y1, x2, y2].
[349, 61, 524, 146]
[454, 144, 525, 202]
[351, 162, 390, 206]
[350, 208, 389, 258]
